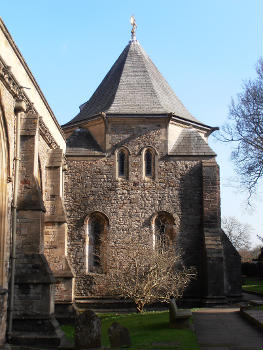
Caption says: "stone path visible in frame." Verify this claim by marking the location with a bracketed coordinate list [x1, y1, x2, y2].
[193, 307, 263, 350]
[242, 292, 263, 302]
[242, 308, 263, 327]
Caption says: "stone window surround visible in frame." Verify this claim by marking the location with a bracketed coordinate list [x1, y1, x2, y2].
[114, 146, 159, 181]
[114, 146, 130, 180]
[140, 146, 158, 181]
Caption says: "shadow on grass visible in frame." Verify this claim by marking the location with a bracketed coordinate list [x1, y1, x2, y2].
[62, 311, 200, 350]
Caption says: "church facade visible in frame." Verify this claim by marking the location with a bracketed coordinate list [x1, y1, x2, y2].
[0, 18, 241, 346]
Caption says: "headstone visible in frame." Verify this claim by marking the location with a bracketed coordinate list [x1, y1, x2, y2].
[108, 322, 131, 348]
[169, 298, 178, 323]
[169, 298, 192, 329]
[75, 309, 101, 348]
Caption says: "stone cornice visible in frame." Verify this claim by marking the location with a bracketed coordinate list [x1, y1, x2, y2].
[39, 117, 59, 149]
[0, 56, 22, 99]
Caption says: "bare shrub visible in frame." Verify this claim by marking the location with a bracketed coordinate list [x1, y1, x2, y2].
[104, 231, 196, 313]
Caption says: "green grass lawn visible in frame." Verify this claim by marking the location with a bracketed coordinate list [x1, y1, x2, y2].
[242, 277, 263, 295]
[61, 310, 200, 349]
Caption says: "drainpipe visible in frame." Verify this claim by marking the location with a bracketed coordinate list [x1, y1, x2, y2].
[8, 99, 26, 339]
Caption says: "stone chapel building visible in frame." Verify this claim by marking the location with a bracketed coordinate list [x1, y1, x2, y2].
[0, 18, 241, 346]
[62, 32, 241, 304]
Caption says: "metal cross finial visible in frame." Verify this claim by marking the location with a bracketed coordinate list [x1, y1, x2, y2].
[130, 15, 137, 40]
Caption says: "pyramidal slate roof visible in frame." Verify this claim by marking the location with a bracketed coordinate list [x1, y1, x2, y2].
[65, 39, 203, 126]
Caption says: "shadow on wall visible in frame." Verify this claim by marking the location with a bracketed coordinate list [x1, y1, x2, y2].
[179, 162, 203, 298]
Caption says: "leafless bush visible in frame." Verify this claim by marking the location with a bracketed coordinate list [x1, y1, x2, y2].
[104, 232, 196, 313]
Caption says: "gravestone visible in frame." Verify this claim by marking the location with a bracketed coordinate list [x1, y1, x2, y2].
[169, 298, 178, 324]
[169, 298, 192, 329]
[75, 309, 101, 348]
[108, 322, 131, 348]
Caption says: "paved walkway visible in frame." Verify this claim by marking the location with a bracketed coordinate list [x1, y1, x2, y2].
[193, 307, 263, 350]
[242, 292, 263, 302]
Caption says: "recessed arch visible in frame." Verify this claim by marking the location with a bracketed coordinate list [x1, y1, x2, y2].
[141, 146, 158, 180]
[115, 147, 130, 180]
[85, 211, 109, 273]
[152, 211, 176, 249]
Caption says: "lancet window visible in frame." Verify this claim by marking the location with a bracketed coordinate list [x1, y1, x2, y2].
[142, 147, 156, 180]
[116, 147, 129, 179]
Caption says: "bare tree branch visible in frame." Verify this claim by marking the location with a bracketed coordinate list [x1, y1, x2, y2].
[216, 58, 263, 202]
[222, 216, 252, 250]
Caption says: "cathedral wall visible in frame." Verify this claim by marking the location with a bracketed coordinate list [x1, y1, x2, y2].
[39, 134, 50, 194]
[0, 18, 69, 343]
[65, 120, 205, 297]
[0, 80, 15, 345]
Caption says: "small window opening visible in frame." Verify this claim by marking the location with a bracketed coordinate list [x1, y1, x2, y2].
[90, 217, 103, 269]
[145, 150, 153, 177]
[118, 150, 126, 177]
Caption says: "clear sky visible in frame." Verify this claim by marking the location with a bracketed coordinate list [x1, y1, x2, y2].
[1, 1, 262, 246]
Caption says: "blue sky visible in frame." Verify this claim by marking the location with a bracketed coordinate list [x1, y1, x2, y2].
[1, 1, 262, 246]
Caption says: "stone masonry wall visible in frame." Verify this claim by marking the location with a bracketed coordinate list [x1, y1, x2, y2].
[0, 79, 15, 346]
[65, 120, 206, 298]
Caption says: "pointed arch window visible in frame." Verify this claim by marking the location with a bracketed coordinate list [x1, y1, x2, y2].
[116, 148, 129, 179]
[145, 149, 153, 177]
[118, 150, 126, 177]
[142, 147, 156, 180]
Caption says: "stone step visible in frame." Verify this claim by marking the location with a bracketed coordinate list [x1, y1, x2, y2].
[10, 332, 60, 347]
[75, 297, 135, 310]
[73, 298, 169, 313]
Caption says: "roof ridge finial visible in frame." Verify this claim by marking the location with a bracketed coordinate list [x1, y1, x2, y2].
[130, 15, 137, 41]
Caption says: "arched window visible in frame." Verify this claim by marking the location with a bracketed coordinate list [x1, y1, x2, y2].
[118, 150, 126, 177]
[116, 148, 129, 179]
[154, 211, 176, 249]
[86, 212, 108, 273]
[142, 147, 156, 179]
[145, 149, 153, 177]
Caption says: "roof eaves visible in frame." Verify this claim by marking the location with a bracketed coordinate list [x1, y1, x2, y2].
[62, 113, 105, 129]
[170, 114, 218, 132]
